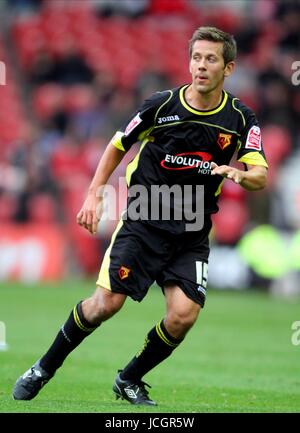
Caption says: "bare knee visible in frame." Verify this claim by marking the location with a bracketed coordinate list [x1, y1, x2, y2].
[164, 285, 201, 339]
[165, 309, 200, 339]
[82, 287, 126, 325]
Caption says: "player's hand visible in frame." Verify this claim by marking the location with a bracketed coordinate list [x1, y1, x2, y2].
[76, 192, 103, 235]
[211, 162, 245, 184]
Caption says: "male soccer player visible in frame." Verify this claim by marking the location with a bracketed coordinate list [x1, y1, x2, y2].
[13, 27, 268, 405]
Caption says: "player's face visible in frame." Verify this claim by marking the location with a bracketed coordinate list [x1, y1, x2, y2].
[189, 40, 234, 94]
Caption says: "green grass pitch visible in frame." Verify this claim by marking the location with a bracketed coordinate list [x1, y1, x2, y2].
[0, 280, 299, 413]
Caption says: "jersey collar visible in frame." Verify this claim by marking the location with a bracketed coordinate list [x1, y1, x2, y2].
[179, 84, 228, 115]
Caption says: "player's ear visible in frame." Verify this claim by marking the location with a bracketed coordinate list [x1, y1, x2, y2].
[224, 61, 235, 77]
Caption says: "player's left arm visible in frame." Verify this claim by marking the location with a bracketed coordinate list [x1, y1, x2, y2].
[212, 105, 268, 191]
[211, 162, 267, 191]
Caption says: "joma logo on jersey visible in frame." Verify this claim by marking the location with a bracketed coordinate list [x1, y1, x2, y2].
[118, 266, 131, 280]
[161, 152, 212, 174]
[217, 133, 232, 150]
[157, 115, 180, 124]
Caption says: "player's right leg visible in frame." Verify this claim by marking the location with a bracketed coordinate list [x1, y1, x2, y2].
[12, 287, 126, 401]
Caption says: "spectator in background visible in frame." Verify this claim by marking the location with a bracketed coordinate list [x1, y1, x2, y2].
[6, 0, 43, 13]
[93, 69, 117, 108]
[258, 78, 298, 134]
[135, 59, 172, 102]
[30, 39, 94, 87]
[94, 0, 150, 18]
[105, 89, 136, 137]
[28, 38, 95, 85]
[276, 1, 300, 51]
[28, 49, 57, 86]
[52, 39, 94, 85]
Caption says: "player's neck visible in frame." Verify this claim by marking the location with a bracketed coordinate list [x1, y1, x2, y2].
[185, 85, 223, 111]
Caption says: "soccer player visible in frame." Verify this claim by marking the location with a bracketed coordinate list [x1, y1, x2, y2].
[13, 27, 268, 405]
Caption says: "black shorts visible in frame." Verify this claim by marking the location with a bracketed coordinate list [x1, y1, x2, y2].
[96, 217, 212, 307]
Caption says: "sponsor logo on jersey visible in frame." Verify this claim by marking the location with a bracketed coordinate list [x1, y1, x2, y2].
[217, 132, 232, 150]
[245, 125, 262, 150]
[118, 266, 131, 280]
[124, 113, 142, 136]
[160, 152, 212, 174]
[157, 115, 180, 124]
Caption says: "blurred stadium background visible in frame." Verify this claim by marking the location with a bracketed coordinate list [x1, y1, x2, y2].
[1, 0, 300, 414]
[0, 0, 300, 295]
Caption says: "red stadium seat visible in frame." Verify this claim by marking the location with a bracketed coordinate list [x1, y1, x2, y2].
[27, 194, 57, 224]
[50, 138, 90, 184]
[261, 125, 292, 164]
[32, 84, 65, 120]
[149, 0, 189, 14]
[63, 84, 96, 113]
[0, 119, 27, 143]
[0, 194, 17, 223]
[221, 180, 248, 202]
[212, 199, 249, 244]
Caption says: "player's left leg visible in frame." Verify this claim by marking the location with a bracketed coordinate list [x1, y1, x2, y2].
[163, 283, 201, 338]
[114, 284, 200, 405]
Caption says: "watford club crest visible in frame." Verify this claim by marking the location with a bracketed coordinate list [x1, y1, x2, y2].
[217, 133, 232, 150]
[118, 266, 131, 280]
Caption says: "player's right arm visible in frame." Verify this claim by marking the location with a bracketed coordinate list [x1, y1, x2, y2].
[76, 138, 125, 235]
